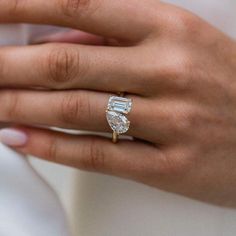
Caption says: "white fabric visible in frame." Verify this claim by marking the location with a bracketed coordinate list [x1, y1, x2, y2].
[0, 1, 235, 236]
[0, 26, 71, 236]
[0, 144, 70, 236]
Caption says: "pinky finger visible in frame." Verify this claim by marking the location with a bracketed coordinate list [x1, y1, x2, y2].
[0, 127, 166, 179]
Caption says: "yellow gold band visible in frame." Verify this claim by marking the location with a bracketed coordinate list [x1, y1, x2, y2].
[112, 132, 119, 143]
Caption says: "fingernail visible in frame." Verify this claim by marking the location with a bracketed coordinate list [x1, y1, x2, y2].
[0, 128, 28, 147]
[30, 31, 68, 45]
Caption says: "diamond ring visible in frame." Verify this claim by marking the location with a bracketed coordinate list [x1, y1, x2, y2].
[106, 94, 132, 143]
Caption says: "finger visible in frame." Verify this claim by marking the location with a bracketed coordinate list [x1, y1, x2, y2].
[0, 0, 159, 41]
[0, 89, 178, 143]
[0, 44, 143, 94]
[0, 127, 166, 178]
[31, 30, 105, 45]
[0, 89, 147, 138]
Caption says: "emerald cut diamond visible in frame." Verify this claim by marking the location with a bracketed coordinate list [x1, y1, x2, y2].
[107, 96, 132, 114]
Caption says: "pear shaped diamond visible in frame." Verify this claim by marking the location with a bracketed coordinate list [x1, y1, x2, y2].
[106, 111, 130, 134]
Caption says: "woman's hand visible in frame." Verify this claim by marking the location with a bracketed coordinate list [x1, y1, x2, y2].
[0, 0, 236, 207]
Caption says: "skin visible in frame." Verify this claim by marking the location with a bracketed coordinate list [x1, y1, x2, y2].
[0, 0, 236, 207]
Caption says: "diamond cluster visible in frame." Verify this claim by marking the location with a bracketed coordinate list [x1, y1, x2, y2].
[106, 96, 132, 134]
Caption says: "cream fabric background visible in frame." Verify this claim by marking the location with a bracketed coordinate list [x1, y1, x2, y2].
[0, 26, 71, 236]
[0, 144, 70, 236]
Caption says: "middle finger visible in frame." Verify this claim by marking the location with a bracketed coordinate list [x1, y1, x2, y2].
[0, 44, 144, 95]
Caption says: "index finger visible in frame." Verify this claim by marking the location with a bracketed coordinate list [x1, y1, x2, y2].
[0, 0, 159, 41]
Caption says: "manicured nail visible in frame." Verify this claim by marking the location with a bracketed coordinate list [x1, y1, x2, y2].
[0, 128, 28, 147]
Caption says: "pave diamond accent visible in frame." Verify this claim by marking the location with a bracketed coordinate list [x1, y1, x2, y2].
[106, 111, 130, 134]
[107, 96, 132, 114]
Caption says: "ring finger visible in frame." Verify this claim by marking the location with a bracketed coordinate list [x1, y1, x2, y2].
[0, 89, 154, 139]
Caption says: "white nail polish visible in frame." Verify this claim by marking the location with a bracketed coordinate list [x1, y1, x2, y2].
[0, 129, 28, 147]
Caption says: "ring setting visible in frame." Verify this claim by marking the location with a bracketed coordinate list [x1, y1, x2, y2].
[106, 95, 132, 143]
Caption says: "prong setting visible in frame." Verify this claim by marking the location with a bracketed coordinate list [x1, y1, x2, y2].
[106, 95, 132, 139]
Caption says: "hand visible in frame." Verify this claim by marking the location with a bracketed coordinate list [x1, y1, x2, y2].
[0, 0, 236, 207]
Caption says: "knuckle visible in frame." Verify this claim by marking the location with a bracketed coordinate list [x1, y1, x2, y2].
[159, 51, 194, 91]
[60, 93, 80, 124]
[167, 9, 201, 35]
[171, 105, 196, 133]
[9, 0, 21, 13]
[45, 46, 78, 87]
[1, 91, 20, 119]
[147, 48, 193, 80]
[59, 92, 91, 124]
[161, 148, 194, 176]
[60, 0, 92, 18]
[45, 137, 59, 161]
[1, 0, 25, 16]
[171, 51, 192, 75]
[0, 51, 6, 80]
[82, 139, 106, 171]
